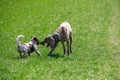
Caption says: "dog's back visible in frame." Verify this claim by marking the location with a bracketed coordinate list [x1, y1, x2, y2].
[56, 22, 72, 41]
[17, 44, 29, 53]
[16, 35, 28, 53]
[59, 22, 72, 32]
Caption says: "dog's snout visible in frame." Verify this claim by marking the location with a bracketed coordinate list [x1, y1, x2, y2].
[39, 41, 45, 45]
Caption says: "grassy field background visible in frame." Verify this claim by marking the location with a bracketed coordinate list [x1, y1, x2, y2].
[0, 0, 120, 80]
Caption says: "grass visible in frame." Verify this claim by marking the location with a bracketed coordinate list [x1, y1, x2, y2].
[0, 0, 120, 80]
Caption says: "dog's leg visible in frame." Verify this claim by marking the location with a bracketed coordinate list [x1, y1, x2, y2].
[28, 53, 30, 56]
[48, 45, 57, 56]
[61, 42, 66, 56]
[70, 35, 72, 54]
[36, 50, 42, 57]
[19, 52, 22, 58]
[34, 45, 42, 57]
[48, 48, 55, 56]
[67, 39, 70, 55]
[48, 42, 58, 56]
[23, 53, 27, 58]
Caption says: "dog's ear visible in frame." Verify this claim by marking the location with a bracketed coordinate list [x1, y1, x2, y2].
[32, 37, 40, 45]
[49, 37, 54, 48]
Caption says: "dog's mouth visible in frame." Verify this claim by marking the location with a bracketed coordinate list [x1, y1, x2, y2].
[39, 42, 45, 45]
[43, 43, 50, 47]
[40, 42, 49, 47]
[46, 43, 50, 47]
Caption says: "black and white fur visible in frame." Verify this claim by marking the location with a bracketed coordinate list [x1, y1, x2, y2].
[16, 35, 42, 58]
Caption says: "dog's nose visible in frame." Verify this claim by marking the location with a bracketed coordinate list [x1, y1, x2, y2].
[39, 42, 45, 45]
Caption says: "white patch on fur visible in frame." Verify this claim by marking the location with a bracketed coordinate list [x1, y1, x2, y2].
[16, 35, 24, 45]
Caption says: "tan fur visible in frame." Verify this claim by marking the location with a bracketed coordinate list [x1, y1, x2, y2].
[40, 22, 72, 56]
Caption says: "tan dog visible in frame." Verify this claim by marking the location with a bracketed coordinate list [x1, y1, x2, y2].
[41, 22, 72, 56]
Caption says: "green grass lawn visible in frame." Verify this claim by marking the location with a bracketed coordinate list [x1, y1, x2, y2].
[0, 0, 120, 80]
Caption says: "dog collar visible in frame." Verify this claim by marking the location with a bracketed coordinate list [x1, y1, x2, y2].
[55, 32, 60, 41]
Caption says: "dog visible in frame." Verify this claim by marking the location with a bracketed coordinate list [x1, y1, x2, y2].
[40, 22, 72, 56]
[16, 35, 42, 58]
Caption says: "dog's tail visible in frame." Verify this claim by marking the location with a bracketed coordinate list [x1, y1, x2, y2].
[16, 35, 24, 45]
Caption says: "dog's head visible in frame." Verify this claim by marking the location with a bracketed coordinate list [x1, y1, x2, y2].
[31, 36, 40, 45]
[40, 35, 55, 48]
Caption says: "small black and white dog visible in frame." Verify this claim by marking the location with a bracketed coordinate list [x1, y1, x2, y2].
[16, 35, 42, 58]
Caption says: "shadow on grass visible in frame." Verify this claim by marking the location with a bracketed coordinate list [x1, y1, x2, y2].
[48, 53, 72, 59]
[11, 56, 21, 59]
[12, 53, 63, 59]
[11, 56, 27, 59]
[48, 53, 61, 58]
